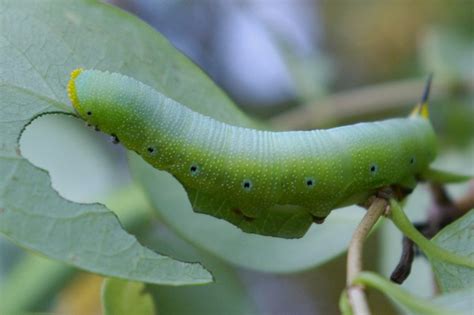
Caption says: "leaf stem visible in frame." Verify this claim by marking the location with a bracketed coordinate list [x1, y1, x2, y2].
[389, 199, 474, 268]
[346, 198, 388, 315]
[353, 271, 463, 315]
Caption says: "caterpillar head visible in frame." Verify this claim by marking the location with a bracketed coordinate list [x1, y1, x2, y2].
[68, 68, 102, 126]
[67, 68, 123, 133]
[67, 68, 160, 149]
[67, 68, 84, 116]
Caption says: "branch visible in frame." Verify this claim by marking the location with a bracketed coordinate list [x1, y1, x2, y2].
[389, 199, 473, 268]
[270, 78, 474, 130]
[347, 198, 388, 315]
[390, 223, 427, 284]
[390, 180, 474, 283]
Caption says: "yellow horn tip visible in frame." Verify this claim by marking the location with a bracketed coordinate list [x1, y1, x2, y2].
[419, 102, 429, 118]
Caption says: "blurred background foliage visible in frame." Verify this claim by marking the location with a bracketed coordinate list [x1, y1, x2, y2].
[1, 0, 473, 314]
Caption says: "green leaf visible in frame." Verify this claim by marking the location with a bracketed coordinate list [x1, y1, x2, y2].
[431, 286, 474, 314]
[353, 272, 467, 315]
[140, 220, 259, 315]
[130, 157, 364, 273]
[0, 157, 210, 285]
[1, 196, 258, 315]
[0, 0, 363, 276]
[338, 290, 353, 315]
[149, 258, 258, 315]
[0, 252, 74, 314]
[0, 0, 213, 285]
[0, 184, 153, 314]
[389, 199, 473, 264]
[431, 210, 474, 292]
[102, 278, 156, 315]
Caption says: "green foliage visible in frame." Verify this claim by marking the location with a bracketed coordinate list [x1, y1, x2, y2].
[338, 290, 353, 315]
[0, 149, 210, 285]
[387, 200, 474, 313]
[0, 0, 216, 286]
[353, 272, 469, 315]
[143, 230, 258, 315]
[102, 278, 156, 315]
[1, 0, 473, 313]
[0, 254, 74, 314]
[432, 286, 474, 313]
[0, 183, 258, 314]
[389, 200, 473, 269]
[431, 210, 474, 292]
[103, 209, 259, 315]
[0, 183, 152, 314]
[0, 0, 366, 276]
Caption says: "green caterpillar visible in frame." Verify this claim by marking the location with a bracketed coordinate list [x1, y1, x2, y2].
[67, 68, 465, 238]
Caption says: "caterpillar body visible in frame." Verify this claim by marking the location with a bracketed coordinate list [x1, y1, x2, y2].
[68, 69, 438, 238]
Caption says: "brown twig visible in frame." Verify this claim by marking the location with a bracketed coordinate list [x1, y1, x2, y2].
[270, 78, 474, 130]
[390, 223, 427, 284]
[390, 181, 474, 283]
[347, 198, 388, 315]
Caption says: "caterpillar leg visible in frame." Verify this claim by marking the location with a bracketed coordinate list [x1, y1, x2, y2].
[385, 185, 414, 201]
[375, 187, 394, 200]
[312, 215, 327, 224]
[238, 205, 260, 219]
[231, 208, 255, 222]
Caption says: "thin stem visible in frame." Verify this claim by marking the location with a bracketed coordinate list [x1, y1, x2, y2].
[270, 77, 474, 130]
[353, 272, 463, 315]
[390, 181, 474, 284]
[346, 198, 388, 315]
[389, 199, 474, 268]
